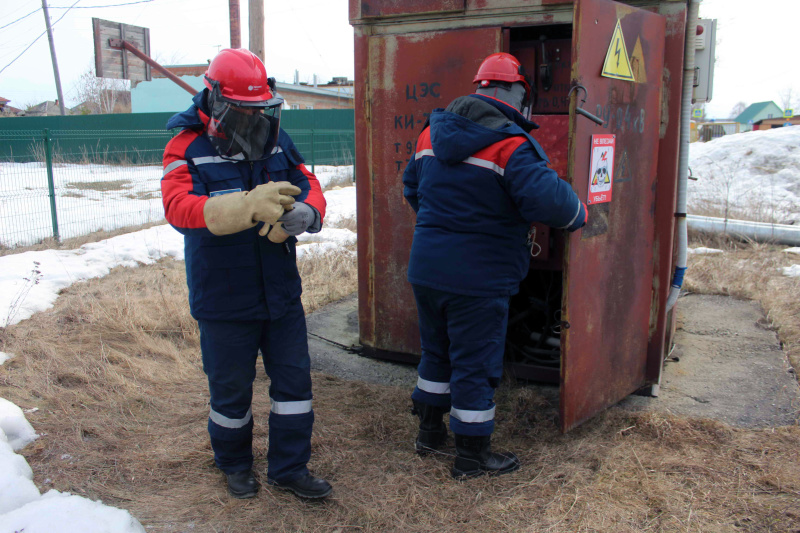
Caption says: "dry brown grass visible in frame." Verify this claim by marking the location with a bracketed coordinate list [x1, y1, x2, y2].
[0, 234, 798, 531]
[299, 246, 357, 314]
[684, 230, 800, 374]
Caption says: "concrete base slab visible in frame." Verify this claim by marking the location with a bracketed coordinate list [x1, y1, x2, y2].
[306, 292, 800, 428]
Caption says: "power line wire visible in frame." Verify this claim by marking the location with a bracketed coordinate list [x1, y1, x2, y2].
[0, 8, 40, 30]
[0, 0, 80, 77]
[49, 0, 154, 8]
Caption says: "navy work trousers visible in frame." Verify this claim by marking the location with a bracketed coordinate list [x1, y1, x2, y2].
[198, 298, 313, 482]
[410, 284, 509, 436]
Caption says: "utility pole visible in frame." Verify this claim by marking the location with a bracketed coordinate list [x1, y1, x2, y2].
[229, 0, 241, 49]
[41, 0, 66, 115]
[249, 0, 265, 62]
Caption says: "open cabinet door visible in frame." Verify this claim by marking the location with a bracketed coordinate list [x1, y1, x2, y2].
[560, 0, 666, 431]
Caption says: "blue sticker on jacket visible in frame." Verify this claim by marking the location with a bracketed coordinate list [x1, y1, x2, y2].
[209, 188, 242, 197]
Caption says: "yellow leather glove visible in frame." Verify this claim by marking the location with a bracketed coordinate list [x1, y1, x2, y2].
[264, 221, 291, 241]
[203, 181, 301, 236]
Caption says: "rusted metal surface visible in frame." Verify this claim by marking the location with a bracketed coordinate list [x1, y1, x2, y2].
[350, 0, 685, 431]
[356, 27, 502, 357]
[352, 0, 465, 19]
[529, 115, 570, 271]
[561, 0, 666, 431]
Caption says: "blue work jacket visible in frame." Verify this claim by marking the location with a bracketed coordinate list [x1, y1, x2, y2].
[161, 91, 326, 321]
[403, 94, 585, 297]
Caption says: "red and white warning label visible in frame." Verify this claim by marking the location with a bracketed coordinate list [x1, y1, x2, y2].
[588, 134, 615, 204]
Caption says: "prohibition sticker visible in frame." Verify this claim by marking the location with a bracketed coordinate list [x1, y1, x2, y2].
[602, 20, 635, 81]
[588, 134, 615, 204]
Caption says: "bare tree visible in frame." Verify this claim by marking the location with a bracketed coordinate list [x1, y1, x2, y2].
[778, 86, 796, 113]
[70, 67, 131, 114]
[729, 101, 748, 119]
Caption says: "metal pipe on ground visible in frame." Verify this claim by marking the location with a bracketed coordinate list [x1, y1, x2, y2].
[687, 215, 800, 246]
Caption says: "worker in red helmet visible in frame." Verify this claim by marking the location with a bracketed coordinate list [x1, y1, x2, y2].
[403, 52, 587, 478]
[161, 48, 331, 500]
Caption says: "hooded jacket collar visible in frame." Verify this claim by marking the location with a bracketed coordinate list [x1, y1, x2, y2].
[428, 93, 538, 165]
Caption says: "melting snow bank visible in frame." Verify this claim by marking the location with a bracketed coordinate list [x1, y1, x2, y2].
[689, 126, 800, 225]
[0, 186, 357, 328]
[0, 399, 146, 532]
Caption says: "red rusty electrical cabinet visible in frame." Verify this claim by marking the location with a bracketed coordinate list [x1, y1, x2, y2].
[350, 0, 688, 431]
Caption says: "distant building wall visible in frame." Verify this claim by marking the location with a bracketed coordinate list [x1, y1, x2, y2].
[131, 76, 205, 113]
[753, 116, 800, 130]
[131, 75, 353, 113]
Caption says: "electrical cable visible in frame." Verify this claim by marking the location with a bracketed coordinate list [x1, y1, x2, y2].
[0, 0, 79, 77]
[0, 8, 40, 31]
[49, 0, 154, 8]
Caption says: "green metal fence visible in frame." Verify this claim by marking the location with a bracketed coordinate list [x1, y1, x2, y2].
[0, 122, 354, 249]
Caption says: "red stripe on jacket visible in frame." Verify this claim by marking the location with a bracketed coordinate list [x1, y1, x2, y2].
[162, 129, 208, 229]
[297, 164, 327, 221]
[470, 136, 527, 170]
[416, 127, 433, 152]
[414, 126, 527, 171]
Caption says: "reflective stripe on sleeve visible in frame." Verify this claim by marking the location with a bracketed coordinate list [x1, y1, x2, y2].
[270, 399, 313, 415]
[463, 156, 505, 176]
[192, 153, 245, 165]
[557, 201, 582, 229]
[163, 159, 187, 176]
[416, 377, 451, 395]
[451, 406, 496, 424]
[209, 407, 252, 429]
[415, 148, 435, 160]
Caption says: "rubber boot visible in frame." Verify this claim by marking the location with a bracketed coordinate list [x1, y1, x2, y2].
[226, 469, 260, 499]
[411, 400, 449, 455]
[267, 473, 332, 499]
[451, 434, 520, 479]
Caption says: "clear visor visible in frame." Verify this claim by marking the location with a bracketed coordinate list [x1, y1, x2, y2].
[206, 91, 283, 161]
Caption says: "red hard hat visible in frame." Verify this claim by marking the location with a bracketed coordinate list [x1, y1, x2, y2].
[204, 48, 274, 104]
[473, 52, 531, 94]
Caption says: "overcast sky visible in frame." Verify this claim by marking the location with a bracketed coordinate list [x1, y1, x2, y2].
[0, 0, 797, 118]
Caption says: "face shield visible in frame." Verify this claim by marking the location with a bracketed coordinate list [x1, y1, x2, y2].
[205, 79, 283, 161]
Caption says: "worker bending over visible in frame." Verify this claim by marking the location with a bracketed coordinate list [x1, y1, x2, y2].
[403, 53, 587, 478]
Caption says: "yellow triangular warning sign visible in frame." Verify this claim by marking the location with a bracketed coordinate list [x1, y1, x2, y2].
[630, 36, 647, 84]
[602, 20, 635, 82]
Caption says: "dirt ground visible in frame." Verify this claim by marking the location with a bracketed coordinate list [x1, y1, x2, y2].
[307, 293, 800, 429]
[3, 265, 799, 532]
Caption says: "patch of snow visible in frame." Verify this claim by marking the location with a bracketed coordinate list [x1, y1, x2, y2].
[689, 127, 800, 225]
[688, 247, 724, 255]
[0, 398, 38, 451]
[781, 265, 800, 278]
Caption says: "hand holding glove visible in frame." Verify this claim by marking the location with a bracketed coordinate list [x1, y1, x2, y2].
[264, 201, 320, 242]
[203, 181, 300, 236]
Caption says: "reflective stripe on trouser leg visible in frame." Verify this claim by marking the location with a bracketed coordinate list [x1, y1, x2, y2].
[199, 319, 262, 473]
[446, 293, 509, 437]
[261, 298, 314, 482]
[411, 284, 452, 408]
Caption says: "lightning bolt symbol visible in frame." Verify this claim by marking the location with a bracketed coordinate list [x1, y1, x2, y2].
[615, 38, 621, 68]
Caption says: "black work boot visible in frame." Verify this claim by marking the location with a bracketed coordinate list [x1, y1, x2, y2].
[267, 473, 333, 500]
[226, 469, 260, 499]
[412, 400, 449, 455]
[451, 434, 520, 479]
